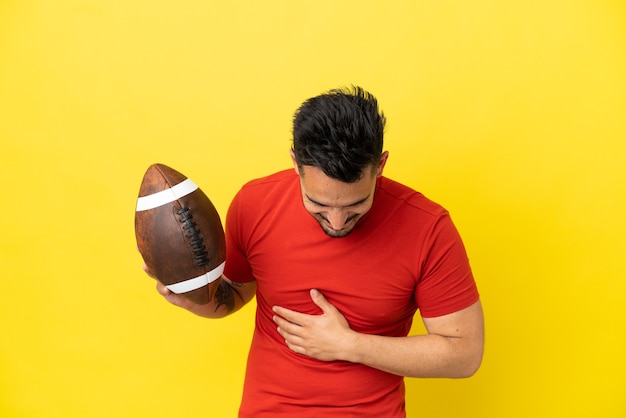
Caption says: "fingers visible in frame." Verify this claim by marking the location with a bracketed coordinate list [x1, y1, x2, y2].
[151, 272, 182, 305]
[157, 282, 193, 308]
[142, 263, 156, 279]
[309, 289, 332, 312]
[273, 314, 307, 354]
[273, 313, 302, 334]
[143, 263, 175, 301]
[272, 305, 304, 325]
[272, 289, 331, 325]
[155, 280, 171, 297]
[282, 335, 306, 355]
[141, 260, 199, 311]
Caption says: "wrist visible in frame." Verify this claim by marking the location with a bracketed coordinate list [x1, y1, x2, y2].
[342, 330, 364, 364]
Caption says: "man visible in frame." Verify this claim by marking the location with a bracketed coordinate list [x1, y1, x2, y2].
[146, 86, 484, 417]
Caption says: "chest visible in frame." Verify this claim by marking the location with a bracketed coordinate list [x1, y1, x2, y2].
[246, 208, 421, 335]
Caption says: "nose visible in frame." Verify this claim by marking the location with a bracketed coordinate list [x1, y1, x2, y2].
[325, 208, 348, 230]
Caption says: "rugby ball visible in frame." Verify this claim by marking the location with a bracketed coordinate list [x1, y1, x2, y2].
[135, 163, 225, 304]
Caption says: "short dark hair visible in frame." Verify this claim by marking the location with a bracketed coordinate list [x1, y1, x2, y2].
[291, 86, 386, 183]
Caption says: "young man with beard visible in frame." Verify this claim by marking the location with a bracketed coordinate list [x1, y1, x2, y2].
[146, 86, 484, 417]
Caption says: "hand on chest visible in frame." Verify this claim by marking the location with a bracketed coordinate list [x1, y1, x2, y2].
[252, 236, 419, 335]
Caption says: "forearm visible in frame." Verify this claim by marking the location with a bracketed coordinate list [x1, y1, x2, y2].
[346, 301, 484, 378]
[201, 279, 248, 318]
[345, 332, 483, 378]
[273, 294, 484, 376]
[158, 276, 255, 319]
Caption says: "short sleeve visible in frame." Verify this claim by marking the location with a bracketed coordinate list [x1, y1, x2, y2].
[415, 214, 479, 318]
[223, 189, 255, 283]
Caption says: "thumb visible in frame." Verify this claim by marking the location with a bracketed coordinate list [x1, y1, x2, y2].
[310, 289, 334, 313]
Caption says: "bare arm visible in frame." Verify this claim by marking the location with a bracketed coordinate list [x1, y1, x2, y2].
[273, 290, 484, 378]
[144, 264, 256, 318]
[347, 300, 484, 378]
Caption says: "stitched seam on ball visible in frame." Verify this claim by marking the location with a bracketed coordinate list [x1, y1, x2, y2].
[177, 207, 210, 267]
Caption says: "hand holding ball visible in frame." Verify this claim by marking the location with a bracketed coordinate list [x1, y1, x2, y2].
[135, 164, 225, 304]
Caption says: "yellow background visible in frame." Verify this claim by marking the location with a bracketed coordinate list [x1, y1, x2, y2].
[1, 1, 625, 417]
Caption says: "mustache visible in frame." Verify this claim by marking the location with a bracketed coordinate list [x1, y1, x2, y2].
[317, 213, 359, 225]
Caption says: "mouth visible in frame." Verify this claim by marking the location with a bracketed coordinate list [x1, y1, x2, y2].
[317, 215, 358, 237]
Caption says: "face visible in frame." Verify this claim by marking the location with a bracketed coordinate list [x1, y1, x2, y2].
[291, 151, 388, 238]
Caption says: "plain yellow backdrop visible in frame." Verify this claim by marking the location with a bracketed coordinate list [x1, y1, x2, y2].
[1, 1, 625, 417]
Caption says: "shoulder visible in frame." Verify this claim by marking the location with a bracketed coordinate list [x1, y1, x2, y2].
[239, 169, 297, 194]
[229, 169, 299, 214]
[376, 177, 448, 218]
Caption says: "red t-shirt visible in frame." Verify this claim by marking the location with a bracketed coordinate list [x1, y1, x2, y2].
[224, 169, 479, 417]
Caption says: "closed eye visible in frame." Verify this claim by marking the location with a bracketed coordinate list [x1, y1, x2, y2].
[305, 194, 370, 209]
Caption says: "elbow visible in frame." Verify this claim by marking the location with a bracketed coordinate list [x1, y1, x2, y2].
[424, 344, 484, 379]
[457, 357, 482, 378]
[455, 348, 484, 378]
[456, 326, 485, 378]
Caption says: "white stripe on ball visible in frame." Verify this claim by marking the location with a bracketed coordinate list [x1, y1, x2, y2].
[136, 178, 198, 211]
[165, 261, 225, 293]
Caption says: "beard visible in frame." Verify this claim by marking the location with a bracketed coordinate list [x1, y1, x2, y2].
[320, 223, 353, 238]
[314, 214, 359, 238]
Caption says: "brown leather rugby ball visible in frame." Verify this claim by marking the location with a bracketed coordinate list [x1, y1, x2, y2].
[135, 163, 225, 304]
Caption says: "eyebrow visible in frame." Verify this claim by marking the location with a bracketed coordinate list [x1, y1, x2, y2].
[305, 194, 370, 208]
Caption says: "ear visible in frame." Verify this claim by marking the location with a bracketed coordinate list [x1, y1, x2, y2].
[289, 149, 300, 176]
[376, 151, 389, 178]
